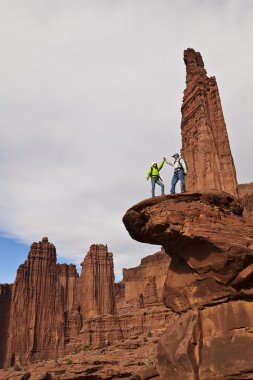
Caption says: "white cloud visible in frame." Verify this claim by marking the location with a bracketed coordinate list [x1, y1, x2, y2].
[0, 0, 253, 277]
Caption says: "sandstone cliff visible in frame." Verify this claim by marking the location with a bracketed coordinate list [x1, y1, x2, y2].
[239, 182, 253, 223]
[123, 191, 253, 379]
[0, 241, 171, 369]
[78, 244, 115, 320]
[2, 238, 69, 367]
[116, 250, 170, 313]
[0, 284, 12, 368]
[122, 48, 253, 379]
[181, 48, 238, 197]
[79, 249, 172, 350]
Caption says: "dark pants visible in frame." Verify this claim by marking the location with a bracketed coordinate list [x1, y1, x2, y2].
[171, 169, 185, 194]
[151, 177, 164, 197]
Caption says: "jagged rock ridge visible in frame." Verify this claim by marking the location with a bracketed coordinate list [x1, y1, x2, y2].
[0, 240, 171, 370]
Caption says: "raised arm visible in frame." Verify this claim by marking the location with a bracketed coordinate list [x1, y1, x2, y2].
[158, 158, 165, 171]
[164, 157, 174, 167]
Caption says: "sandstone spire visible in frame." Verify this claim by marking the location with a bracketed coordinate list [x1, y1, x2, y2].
[0, 284, 12, 368]
[181, 48, 238, 196]
[0, 237, 81, 368]
[4, 237, 66, 367]
[78, 244, 115, 319]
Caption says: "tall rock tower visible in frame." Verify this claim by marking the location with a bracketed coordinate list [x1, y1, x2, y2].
[181, 48, 238, 197]
[4, 238, 66, 367]
[0, 284, 12, 368]
[0, 237, 80, 368]
[78, 244, 115, 319]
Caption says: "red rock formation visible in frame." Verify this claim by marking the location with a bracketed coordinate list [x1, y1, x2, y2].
[78, 244, 115, 320]
[239, 182, 253, 223]
[116, 250, 170, 313]
[157, 301, 253, 380]
[81, 306, 174, 350]
[123, 192, 253, 378]
[143, 276, 158, 306]
[0, 284, 12, 368]
[4, 237, 66, 367]
[181, 48, 238, 197]
[57, 263, 78, 313]
[0, 237, 81, 368]
[123, 193, 253, 311]
[122, 48, 253, 379]
[64, 302, 82, 350]
[0, 239, 173, 369]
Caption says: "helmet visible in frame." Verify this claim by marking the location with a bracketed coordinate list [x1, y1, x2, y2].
[172, 153, 179, 158]
[151, 161, 157, 166]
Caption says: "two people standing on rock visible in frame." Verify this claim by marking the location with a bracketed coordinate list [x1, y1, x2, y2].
[146, 153, 187, 197]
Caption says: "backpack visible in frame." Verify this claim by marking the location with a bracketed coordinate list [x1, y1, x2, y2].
[175, 158, 187, 174]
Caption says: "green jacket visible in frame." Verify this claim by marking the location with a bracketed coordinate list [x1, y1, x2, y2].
[146, 159, 165, 179]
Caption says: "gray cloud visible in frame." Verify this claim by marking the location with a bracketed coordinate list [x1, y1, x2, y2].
[0, 0, 253, 276]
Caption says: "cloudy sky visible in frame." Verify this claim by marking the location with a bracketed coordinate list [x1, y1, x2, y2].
[1, 0, 253, 283]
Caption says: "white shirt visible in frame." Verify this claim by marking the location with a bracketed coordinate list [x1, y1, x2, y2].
[166, 157, 187, 173]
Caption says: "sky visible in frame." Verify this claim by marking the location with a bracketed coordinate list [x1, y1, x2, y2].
[1, 0, 253, 284]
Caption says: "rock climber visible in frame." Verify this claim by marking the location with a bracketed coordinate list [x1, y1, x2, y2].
[163, 153, 187, 194]
[146, 159, 165, 197]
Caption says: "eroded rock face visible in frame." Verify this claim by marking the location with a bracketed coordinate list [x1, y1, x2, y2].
[123, 192, 253, 312]
[0, 284, 12, 368]
[122, 48, 253, 379]
[181, 48, 238, 197]
[0, 237, 80, 368]
[157, 301, 253, 380]
[78, 244, 115, 319]
[80, 306, 174, 350]
[4, 238, 66, 367]
[57, 263, 78, 313]
[79, 248, 172, 349]
[123, 192, 253, 379]
[0, 240, 172, 369]
[116, 250, 170, 313]
[239, 182, 253, 223]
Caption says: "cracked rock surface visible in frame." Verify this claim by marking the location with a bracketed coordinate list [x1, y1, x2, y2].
[123, 192, 253, 379]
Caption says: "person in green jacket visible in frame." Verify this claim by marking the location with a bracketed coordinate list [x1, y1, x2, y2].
[146, 159, 165, 197]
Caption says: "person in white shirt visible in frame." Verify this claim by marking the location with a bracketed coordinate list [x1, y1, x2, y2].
[163, 153, 187, 194]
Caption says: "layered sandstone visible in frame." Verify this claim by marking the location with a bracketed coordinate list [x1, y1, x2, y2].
[78, 244, 115, 320]
[157, 301, 253, 380]
[123, 193, 253, 379]
[181, 48, 238, 196]
[122, 48, 253, 379]
[0, 240, 172, 370]
[115, 250, 170, 313]
[0, 284, 12, 368]
[3, 238, 67, 367]
[0, 237, 81, 368]
[57, 263, 78, 312]
[239, 182, 253, 223]
[80, 306, 174, 350]
[79, 248, 172, 350]
[123, 192, 253, 312]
